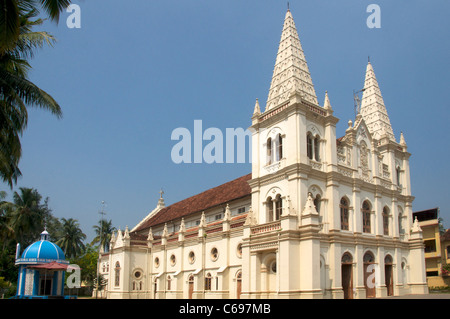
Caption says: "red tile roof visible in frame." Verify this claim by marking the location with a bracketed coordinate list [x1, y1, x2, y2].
[132, 173, 252, 233]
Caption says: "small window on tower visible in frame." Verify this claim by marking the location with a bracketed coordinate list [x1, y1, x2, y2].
[307, 133, 313, 160]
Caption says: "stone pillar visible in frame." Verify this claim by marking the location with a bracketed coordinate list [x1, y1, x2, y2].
[298, 193, 322, 298]
[408, 218, 428, 294]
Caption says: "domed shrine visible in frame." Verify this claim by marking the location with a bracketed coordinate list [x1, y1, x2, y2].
[14, 229, 75, 299]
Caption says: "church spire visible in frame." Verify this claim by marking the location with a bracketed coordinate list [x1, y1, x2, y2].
[359, 61, 395, 141]
[265, 9, 318, 111]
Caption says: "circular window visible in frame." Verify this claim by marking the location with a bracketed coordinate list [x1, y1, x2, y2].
[170, 254, 176, 266]
[236, 243, 243, 258]
[188, 251, 195, 264]
[134, 270, 142, 279]
[270, 260, 277, 274]
[211, 247, 219, 261]
[154, 257, 160, 268]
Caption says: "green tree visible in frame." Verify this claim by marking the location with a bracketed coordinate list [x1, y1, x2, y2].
[7, 187, 52, 247]
[92, 219, 115, 252]
[1, 6, 63, 187]
[70, 244, 98, 287]
[1, 0, 72, 53]
[55, 218, 86, 259]
[0, 191, 15, 251]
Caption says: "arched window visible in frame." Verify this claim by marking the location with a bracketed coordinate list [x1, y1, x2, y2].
[363, 251, 375, 263]
[277, 134, 283, 161]
[314, 194, 321, 215]
[362, 200, 371, 233]
[266, 196, 273, 222]
[385, 255, 393, 264]
[383, 207, 390, 236]
[307, 133, 313, 160]
[205, 273, 212, 291]
[275, 195, 282, 220]
[396, 166, 401, 186]
[340, 197, 349, 231]
[341, 252, 353, 264]
[267, 138, 272, 165]
[114, 262, 121, 287]
[314, 135, 320, 161]
[167, 275, 172, 291]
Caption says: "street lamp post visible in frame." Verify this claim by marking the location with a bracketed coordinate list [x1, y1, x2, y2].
[96, 201, 106, 299]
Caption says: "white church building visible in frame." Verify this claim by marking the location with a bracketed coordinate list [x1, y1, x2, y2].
[99, 9, 428, 299]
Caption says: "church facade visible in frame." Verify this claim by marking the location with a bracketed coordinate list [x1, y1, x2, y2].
[99, 9, 428, 299]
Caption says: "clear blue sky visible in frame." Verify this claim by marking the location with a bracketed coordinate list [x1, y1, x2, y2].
[3, 0, 449, 242]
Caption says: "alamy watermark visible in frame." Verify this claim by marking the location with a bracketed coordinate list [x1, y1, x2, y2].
[66, 4, 81, 29]
[171, 120, 252, 164]
[66, 264, 81, 288]
[367, 4, 381, 29]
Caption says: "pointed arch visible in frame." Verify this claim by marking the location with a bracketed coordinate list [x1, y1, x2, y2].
[340, 197, 350, 231]
[382, 206, 390, 236]
[362, 200, 372, 233]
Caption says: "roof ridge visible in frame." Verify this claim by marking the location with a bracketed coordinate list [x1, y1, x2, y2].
[132, 173, 252, 232]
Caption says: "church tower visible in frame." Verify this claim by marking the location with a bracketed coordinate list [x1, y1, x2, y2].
[245, 8, 338, 298]
[249, 8, 338, 230]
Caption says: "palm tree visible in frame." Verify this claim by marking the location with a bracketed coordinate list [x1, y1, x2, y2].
[92, 219, 115, 253]
[7, 187, 50, 247]
[1, 0, 72, 53]
[55, 218, 86, 259]
[0, 8, 62, 187]
[0, 191, 15, 251]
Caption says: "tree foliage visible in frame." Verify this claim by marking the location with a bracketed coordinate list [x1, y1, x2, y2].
[1, 2, 66, 187]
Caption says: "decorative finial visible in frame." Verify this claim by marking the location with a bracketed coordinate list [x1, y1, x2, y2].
[324, 91, 332, 111]
[287, 1, 290, 11]
[368, 56, 370, 63]
[346, 119, 353, 131]
[400, 131, 407, 146]
[253, 98, 261, 116]
[157, 188, 166, 208]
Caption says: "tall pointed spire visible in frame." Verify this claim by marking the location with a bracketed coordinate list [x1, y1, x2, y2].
[359, 61, 395, 141]
[265, 10, 318, 111]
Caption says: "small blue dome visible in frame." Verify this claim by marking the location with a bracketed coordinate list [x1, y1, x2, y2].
[16, 230, 66, 265]
[21, 240, 65, 261]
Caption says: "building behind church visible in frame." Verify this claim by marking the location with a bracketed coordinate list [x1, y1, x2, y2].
[98, 9, 428, 299]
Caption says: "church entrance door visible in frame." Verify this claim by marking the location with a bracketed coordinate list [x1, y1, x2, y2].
[385, 264, 393, 296]
[341, 264, 353, 299]
[188, 275, 194, 299]
[384, 255, 394, 296]
[341, 252, 353, 299]
[363, 252, 376, 298]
